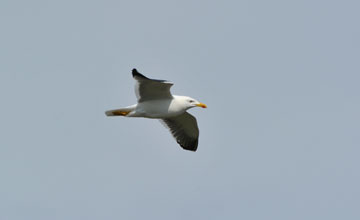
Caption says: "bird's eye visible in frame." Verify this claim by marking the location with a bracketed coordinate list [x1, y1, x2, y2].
[189, 100, 194, 103]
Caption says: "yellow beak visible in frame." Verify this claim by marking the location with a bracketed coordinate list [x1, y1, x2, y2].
[196, 103, 207, 108]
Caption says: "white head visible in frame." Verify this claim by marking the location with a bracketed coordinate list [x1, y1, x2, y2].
[176, 96, 207, 110]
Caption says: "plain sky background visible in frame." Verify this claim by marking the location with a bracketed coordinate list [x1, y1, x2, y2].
[1, 0, 359, 219]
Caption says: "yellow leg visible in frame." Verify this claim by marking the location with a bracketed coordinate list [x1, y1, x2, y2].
[112, 110, 130, 116]
[105, 109, 131, 116]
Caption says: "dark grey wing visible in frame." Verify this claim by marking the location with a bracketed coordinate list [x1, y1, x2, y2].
[161, 112, 199, 151]
[132, 69, 173, 102]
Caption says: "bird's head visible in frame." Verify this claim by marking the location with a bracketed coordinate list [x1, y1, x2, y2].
[184, 96, 207, 109]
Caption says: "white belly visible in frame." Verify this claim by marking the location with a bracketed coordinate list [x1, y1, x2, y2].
[135, 99, 185, 118]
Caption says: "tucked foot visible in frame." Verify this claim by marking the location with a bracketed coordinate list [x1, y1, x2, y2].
[105, 110, 130, 116]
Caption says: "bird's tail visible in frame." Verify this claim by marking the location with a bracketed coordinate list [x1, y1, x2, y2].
[105, 105, 136, 117]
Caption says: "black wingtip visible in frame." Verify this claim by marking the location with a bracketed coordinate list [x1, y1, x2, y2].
[132, 68, 149, 79]
[132, 68, 139, 77]
[180, 139, 198, 152]
[131, 68, 169, 83]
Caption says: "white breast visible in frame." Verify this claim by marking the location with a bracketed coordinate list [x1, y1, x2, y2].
[136, 98, 186, 118]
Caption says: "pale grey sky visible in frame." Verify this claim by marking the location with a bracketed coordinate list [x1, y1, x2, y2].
[1, 0, 359, 219]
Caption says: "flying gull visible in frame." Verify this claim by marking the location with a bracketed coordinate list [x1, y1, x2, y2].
[105, 69, 207, 151]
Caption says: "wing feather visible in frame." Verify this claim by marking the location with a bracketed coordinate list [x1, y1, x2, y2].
[161, 112, 199, 151]
[132, 69, 173, 102]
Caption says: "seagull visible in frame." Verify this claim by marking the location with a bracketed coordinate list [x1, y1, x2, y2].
[105, 68, 207, 151]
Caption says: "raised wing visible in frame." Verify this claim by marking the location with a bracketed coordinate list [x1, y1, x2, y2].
[161, 112, 199, 151]
[132, 69, 173, 102]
